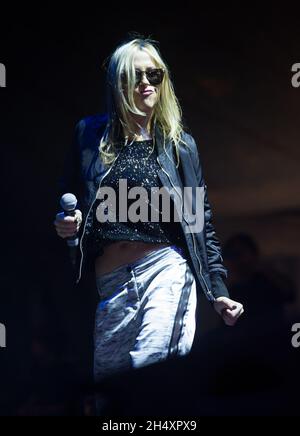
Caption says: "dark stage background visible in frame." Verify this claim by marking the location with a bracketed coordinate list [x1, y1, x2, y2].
[0, 4, 300, 416]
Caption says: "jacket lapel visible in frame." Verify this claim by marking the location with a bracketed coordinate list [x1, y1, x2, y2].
[154, 123, 183, 192]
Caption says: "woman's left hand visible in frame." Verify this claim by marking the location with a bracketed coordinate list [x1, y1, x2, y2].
[213, 297, 244, 326]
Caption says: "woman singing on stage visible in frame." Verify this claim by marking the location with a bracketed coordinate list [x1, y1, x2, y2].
[54, 35, 244, 383]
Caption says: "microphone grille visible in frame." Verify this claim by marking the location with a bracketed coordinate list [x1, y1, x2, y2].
[60, 193, 77, 212]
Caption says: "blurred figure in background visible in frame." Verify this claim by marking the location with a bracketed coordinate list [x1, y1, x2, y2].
[223, 232, 296, 327]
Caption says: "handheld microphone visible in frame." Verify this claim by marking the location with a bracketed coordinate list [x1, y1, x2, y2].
[60, 193, 79, 267]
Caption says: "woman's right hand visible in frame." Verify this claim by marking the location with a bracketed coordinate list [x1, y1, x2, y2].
[54, 209, 83, 239]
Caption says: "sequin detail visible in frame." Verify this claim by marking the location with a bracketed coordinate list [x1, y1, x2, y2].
[89, 140, 186, 257]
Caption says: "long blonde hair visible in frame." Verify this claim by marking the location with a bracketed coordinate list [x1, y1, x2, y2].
[99, 36, 186, 167]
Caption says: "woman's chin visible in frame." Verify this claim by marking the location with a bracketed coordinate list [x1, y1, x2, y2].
[137, 100, 157, 114]
[136, 95, 157, 111]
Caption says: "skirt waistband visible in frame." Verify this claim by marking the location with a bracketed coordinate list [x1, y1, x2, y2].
[95, 244, 186, 291]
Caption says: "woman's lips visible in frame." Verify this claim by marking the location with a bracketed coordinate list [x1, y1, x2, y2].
[141, 90, 154, 96]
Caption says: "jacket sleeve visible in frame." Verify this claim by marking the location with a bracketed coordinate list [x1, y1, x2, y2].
[57, 120, 83, 211]
[188, 134, 230, 299]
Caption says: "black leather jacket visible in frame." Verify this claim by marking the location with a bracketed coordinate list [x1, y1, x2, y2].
[58, 114, 230, 302]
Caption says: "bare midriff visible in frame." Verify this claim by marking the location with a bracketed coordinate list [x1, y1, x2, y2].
[94, 240, 172, 278]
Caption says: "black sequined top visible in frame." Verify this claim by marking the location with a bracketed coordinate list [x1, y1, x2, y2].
[89, 139, 187, 258]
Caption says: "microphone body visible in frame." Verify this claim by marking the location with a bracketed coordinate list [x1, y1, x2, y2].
[60, 193, 79, 267]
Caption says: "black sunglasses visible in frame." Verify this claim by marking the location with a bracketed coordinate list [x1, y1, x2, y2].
[121, 68, 164, 87]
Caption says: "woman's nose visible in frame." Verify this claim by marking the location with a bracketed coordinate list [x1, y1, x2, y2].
[140, 72, 150, 85]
